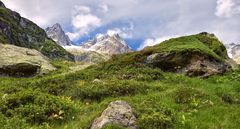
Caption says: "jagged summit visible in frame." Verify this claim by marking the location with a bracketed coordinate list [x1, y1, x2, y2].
[79, 33, 132, 55]
[46, 23, 72, 46]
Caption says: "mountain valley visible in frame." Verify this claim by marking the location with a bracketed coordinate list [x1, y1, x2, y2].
[0, 1, 240, 129]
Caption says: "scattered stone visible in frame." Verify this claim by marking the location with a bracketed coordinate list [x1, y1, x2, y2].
[91, 100, 137, 129]
[92, 79, 102, 84]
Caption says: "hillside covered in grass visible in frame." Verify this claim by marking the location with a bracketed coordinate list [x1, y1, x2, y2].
[0, 33, 239, 129]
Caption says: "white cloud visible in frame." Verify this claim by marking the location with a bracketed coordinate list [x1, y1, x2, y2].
[215, 0, 240, 18]
[66, 5, 101, 41]
[138, 35, 179, 50]
[107, 28, 133, 39]
[99, 4, 109, 12]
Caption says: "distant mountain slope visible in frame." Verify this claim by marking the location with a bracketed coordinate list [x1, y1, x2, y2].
[46, 23, 72, 46]
[0, 1, 73, 60]
[65, 46, 110, 64]
[65, 34, 132, 63]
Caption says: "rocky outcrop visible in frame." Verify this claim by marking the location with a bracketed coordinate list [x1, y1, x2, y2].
[143, 32, 231, 77]
[91, 100, 137, 129]
[146, 52, 229, 78]
[46, 23, 72, 46]
[0, 1, 72, 60]
[0, 44, 56, 77]
[80, 34, 132, 55]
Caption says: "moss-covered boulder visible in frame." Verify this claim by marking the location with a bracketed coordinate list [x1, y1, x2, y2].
[0, 2, 73, 60]
[0, 44, 56, 77]
[144, 32, 230, 77]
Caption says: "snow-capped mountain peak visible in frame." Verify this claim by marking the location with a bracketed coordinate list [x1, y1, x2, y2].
[79, 33, 132, 55]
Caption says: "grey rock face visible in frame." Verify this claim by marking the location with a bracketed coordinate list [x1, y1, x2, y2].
[146, 52, 229, 78]
[80, 34, 132, 55]
[91, 100, 137, 129]
[46, 23, 72, 46]
[0, 1, 5, 8]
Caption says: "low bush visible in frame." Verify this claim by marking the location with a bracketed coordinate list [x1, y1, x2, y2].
[137, 107, 175, 129]
[174, 87, 204, 104]
[102, 124, 127, 129]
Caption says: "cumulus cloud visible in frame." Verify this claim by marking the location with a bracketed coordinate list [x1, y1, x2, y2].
[215, 0, 240, 18]
[66, 5, 102, 41]
[107, 25, 134, 39]
[138, 35, 179, 50]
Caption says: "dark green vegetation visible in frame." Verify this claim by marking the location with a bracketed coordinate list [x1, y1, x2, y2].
[0, 5, 73, 60]
[0, 33, 240, 129]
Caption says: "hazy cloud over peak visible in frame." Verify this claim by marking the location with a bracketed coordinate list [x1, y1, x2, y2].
[215, 0, 240, 18]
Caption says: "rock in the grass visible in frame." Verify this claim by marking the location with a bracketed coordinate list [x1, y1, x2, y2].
[92, 79, 102, 84]
[0, 44, 56, 77]
[91, 100, 137, 129]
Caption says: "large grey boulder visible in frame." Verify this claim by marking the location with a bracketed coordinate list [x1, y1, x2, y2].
[91, 100, 137, 129]
[0, 44, 56, 77]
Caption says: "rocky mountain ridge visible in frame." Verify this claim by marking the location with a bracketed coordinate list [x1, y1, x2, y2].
[64, 33, 132, 63]
[45, 23, 132, 63]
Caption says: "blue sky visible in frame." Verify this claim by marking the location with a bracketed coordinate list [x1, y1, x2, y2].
[2, 0, 240, 50]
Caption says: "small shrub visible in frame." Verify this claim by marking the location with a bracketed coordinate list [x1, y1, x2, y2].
[102, 124, 127, 129]
[221, 94, 240, 104]
[174, 87, 204, 104]
[137, 108, 175, 129]
[116, 67, 164, 81]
